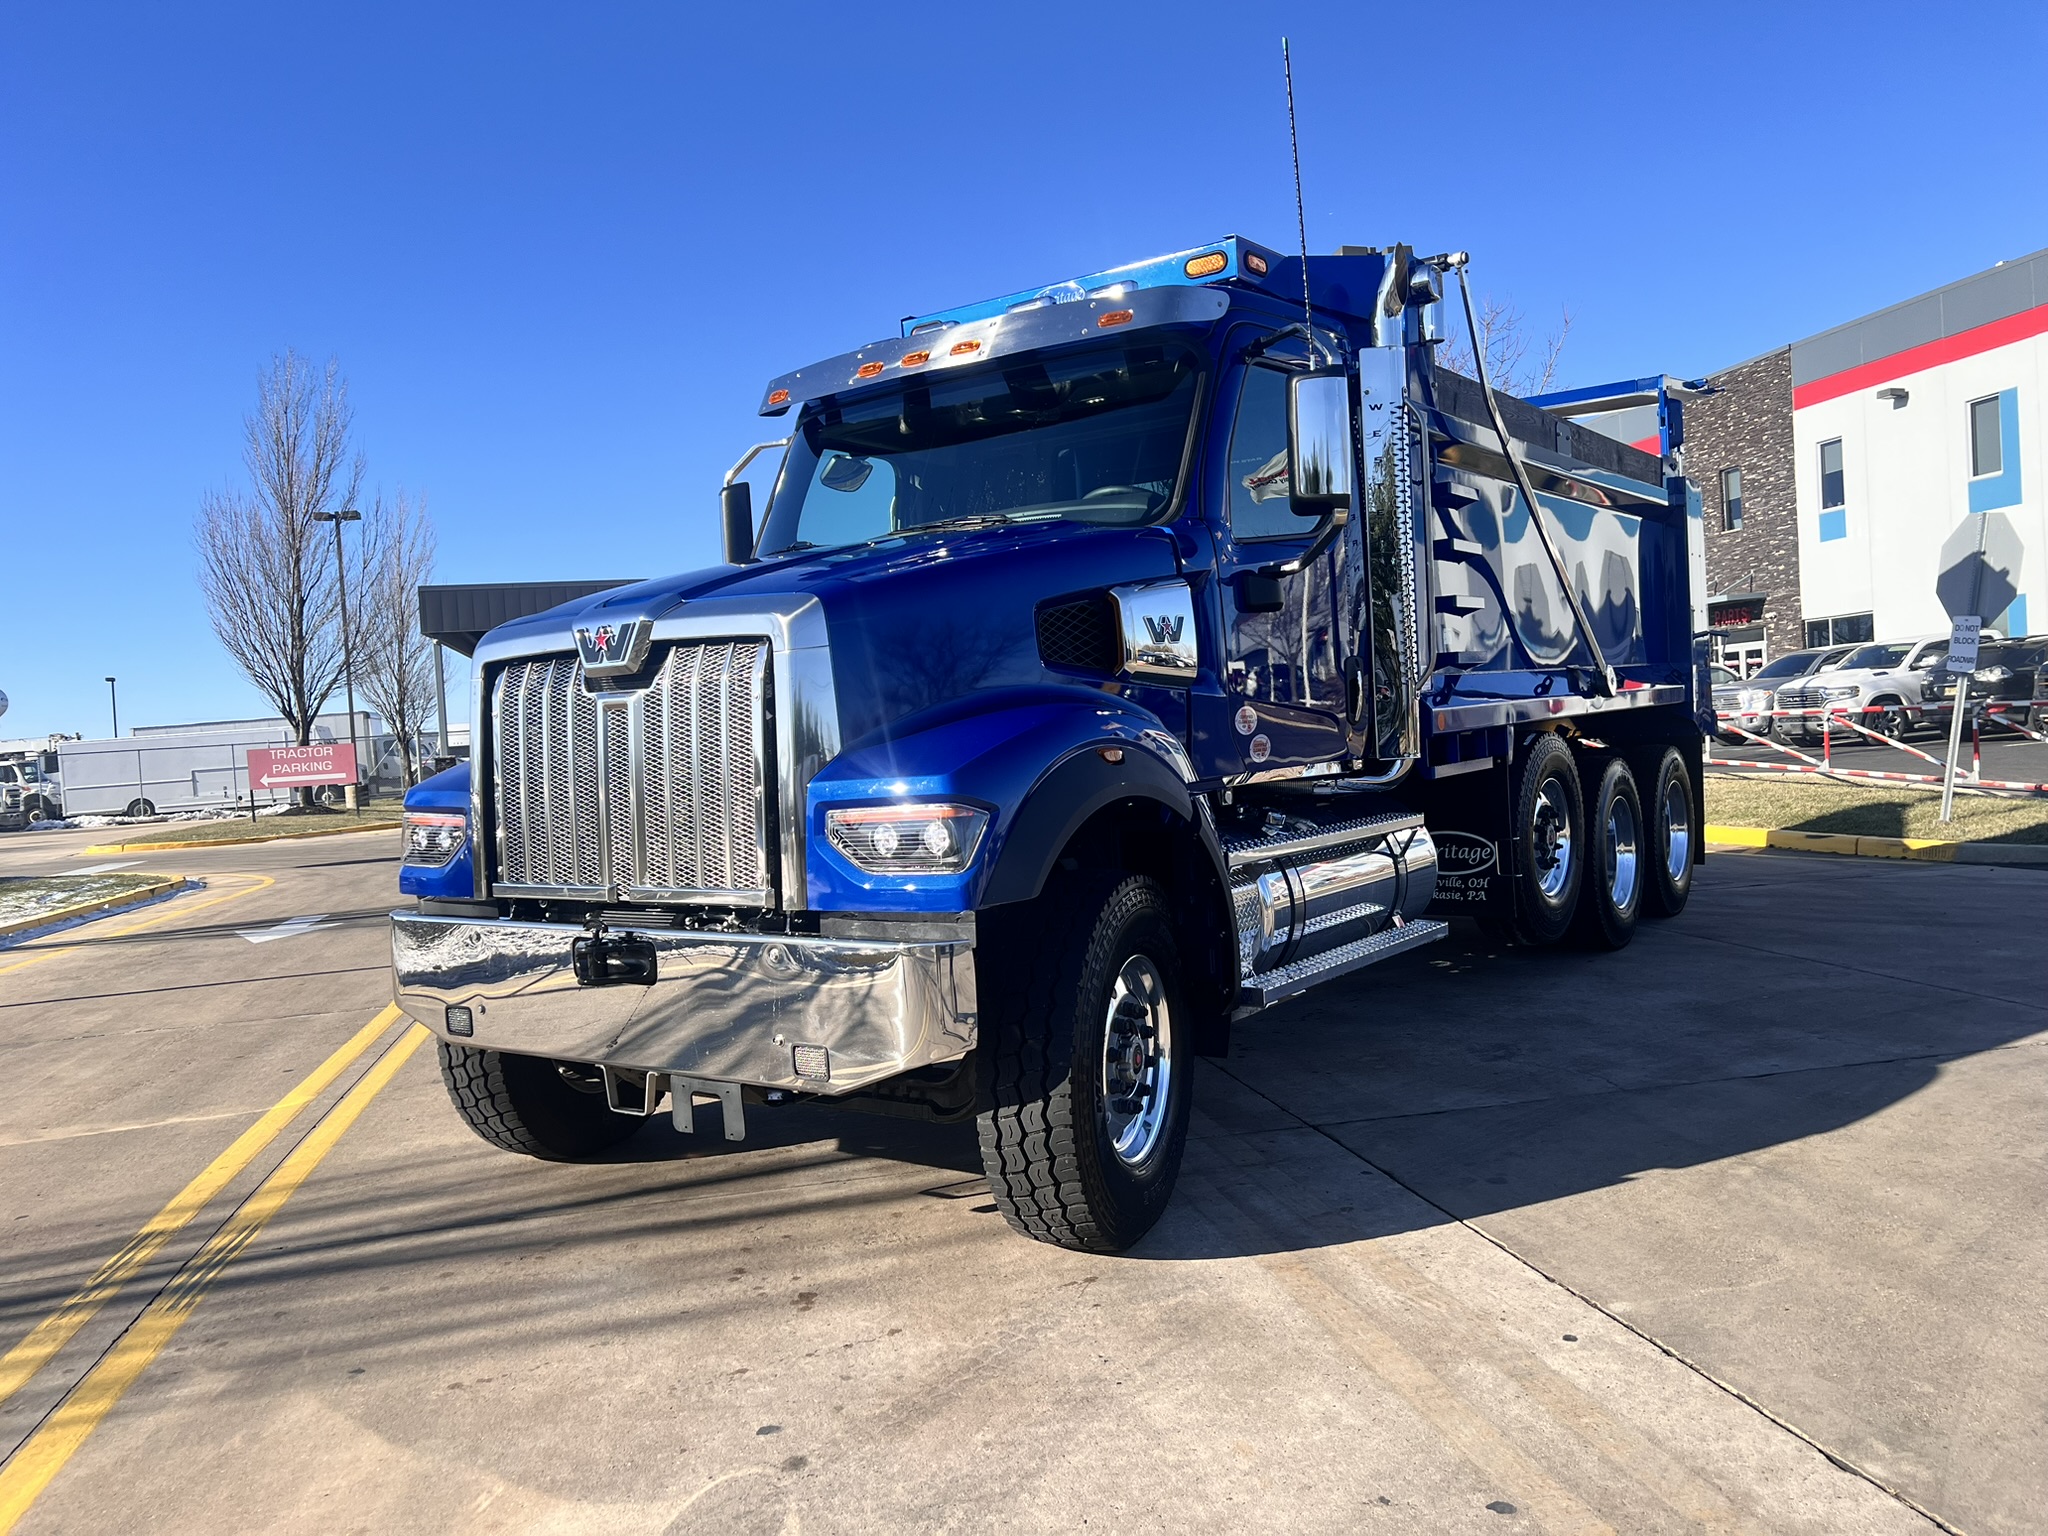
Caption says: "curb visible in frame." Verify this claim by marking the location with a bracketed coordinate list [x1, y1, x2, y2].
[1705, 824, 2048, 866]
[0, 875, 190, 942]
[83, 821, 401, 854]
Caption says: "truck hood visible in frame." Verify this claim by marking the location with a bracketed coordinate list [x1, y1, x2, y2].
[475, 521, 1189, 748]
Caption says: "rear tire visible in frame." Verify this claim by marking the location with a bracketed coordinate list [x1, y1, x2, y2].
[976, 872, 1193, 1253]
[1500, 733, 1583, 946]
[124, 798, 156, 818]
[437, 1042, 645, 1160]
[1629, 746, 1695, 919]
[1572, 757, 1642, 950]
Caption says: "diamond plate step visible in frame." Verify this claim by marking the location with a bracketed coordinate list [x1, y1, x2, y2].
[1235, 918, 1449, 1013]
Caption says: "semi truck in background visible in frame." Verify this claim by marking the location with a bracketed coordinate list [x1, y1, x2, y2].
[391, 237, 1709, 1252]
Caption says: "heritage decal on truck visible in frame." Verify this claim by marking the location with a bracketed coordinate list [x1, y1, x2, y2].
[1429, 831, 1497, 905]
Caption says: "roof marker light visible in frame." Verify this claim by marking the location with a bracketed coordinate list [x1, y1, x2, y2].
[1097, 310, 1134, 329]
[901, 350, 931, 367]
[949, 339, 982, 357]
[1184, 251, 1228, 278]
[767, 388, 790, 407]
[855, 361, 885, 380]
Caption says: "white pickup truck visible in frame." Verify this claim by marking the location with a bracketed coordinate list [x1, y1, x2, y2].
[1775, 636, 1951, 742]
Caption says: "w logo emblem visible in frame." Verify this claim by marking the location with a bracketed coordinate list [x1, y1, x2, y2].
[575, 618, 651, 677]
[1143, 614, 1185, 645]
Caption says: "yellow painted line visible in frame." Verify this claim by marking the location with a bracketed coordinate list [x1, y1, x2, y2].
[0, 1004, 402, 1411]
[0, 873, 274, 978]
[82, 821, 401, 854]
[0, 1024, 430, 1533]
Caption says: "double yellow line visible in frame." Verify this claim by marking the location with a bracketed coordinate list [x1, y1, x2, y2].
[0, 996, 429, 1530]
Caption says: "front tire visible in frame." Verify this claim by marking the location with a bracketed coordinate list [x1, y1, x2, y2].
[438, 1043, 646, 1160]
[1572, 757, 1643, 950]
[976, 872, 1193, 1253]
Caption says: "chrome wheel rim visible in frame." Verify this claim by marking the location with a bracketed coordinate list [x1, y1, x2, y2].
[1532, 780, 1575, 901]
[1607, 794, 1640, 912]
[1664, 778, 1690, 881]
[1101, 955, 1172, 1168]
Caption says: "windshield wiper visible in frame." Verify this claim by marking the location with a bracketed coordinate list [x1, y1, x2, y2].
[905, 512, 1060, 535]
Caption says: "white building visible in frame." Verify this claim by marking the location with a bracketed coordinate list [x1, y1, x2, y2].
[1790, 248, 2045, 645]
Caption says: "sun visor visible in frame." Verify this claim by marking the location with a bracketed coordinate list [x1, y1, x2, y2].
[757, 286, 1228, 417]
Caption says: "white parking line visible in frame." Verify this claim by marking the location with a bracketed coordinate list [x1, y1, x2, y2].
[68, 861, 142, 875]
[235, 914, 334, 945]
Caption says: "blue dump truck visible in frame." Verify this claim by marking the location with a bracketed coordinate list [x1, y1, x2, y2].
[392, 238, 1708, 1252]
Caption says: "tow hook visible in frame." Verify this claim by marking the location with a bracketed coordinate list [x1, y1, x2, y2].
[571, 922, 657, 987]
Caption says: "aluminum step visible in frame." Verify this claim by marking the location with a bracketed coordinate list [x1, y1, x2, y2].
[1221, 810, 1424, 871]
[1234, 917, 1449, 1014]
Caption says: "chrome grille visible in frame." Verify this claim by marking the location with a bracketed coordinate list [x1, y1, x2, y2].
[492, 640, 772, 904]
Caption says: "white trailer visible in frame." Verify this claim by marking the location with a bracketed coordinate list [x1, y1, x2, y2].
[56, 712, 383, 818]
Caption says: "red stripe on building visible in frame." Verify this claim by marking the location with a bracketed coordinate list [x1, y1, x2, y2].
[1793, 301, 2048, 410]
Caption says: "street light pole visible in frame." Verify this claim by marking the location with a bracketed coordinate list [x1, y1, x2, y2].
[313, 508, 363, 808]
[104, 676, 119, 738]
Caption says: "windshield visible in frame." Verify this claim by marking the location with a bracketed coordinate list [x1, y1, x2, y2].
[1710, 666, 1741, 686]
[1843, 642, 1912, 669]
[757, 342, 1203, 556]
[1753, 651, 1829, 680]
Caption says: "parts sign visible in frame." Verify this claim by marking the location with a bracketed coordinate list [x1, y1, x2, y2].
[248, 742, 358, 788]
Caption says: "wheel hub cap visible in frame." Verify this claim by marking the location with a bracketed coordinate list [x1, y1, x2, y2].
[1102, 955, 1172, 1168]
[1533, 781, 1574, 900]
[1664, 778, 1690, 881]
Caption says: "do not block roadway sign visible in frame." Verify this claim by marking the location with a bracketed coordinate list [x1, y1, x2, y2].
[248, 742, 358, 788]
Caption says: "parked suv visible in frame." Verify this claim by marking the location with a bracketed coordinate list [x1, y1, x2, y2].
[1730, 645, 1856, 739]
[1924, 634, 2048, 732]
[1777, 636, 1950, 742]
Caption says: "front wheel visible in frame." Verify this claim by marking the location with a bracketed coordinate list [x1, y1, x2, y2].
[976, 872, 1193, 1253]
[438, 1043, 646, 1160]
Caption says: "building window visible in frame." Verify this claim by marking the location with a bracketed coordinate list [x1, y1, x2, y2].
[1970, 395, 2002, 477]
[1817, 438, 1846, 542]
[1720, 467, 1743, 531]
[1968, 390, 2022, 513]
[1804, 612, 1874, 648]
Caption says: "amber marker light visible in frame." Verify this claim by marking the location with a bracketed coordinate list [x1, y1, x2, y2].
[767, 388, 790, 406]
[1184, 251, 1228, 278]
[1244, 252, 1269, 276]
[901, 350, 931, 367]
[1097, 309, 1134, 329]
[855, 361, 885, 380]
[949, 339, 982, 356]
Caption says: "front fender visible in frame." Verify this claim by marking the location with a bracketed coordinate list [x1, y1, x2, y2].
[806, 686, 1208, 913]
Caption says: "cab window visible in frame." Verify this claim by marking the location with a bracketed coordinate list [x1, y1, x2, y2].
[1227, 364, 1303, 541]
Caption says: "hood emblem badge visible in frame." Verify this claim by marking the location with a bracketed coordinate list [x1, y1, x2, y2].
[576, 618, 653, 678]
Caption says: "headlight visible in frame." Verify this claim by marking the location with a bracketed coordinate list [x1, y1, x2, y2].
[402, 810, 467, 866]
[1820, 685, 1858, 700]
[826, 802, 989, 875]
[1973, 665, 2011, 682]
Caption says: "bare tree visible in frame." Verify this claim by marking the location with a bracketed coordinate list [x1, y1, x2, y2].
[355, 490, 438, 787]
[1439, 293, 1574, 399]
[196, 354, 365, 797]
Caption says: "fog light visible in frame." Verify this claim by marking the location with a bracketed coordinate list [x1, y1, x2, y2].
[445, 1004, 474, 1037]
[792, 1044, 831, 1081]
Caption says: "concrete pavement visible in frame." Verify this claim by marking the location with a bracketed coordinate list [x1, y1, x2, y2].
[0, 824, 2039, 1532]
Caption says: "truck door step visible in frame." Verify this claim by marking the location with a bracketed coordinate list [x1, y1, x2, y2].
[1221, 810, 1424, 871]
[1234, 917, 1449, 1014]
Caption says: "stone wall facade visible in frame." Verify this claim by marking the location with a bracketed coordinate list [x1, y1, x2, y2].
[1685, 346, 1805, 659]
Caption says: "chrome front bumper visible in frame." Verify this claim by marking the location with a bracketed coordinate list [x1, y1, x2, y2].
[390, 912, 978, 1094]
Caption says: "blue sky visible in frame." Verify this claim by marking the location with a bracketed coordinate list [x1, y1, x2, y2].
[3, 1, 2044, 741]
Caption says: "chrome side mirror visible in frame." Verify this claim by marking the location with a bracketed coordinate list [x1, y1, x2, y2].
[1288, 370, 1353, 511]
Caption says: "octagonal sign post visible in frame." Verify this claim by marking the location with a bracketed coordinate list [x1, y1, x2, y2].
[1933, 512, 2024, 822]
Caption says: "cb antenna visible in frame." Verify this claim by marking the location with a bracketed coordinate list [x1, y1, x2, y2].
[1282, 38, 1312, 332]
